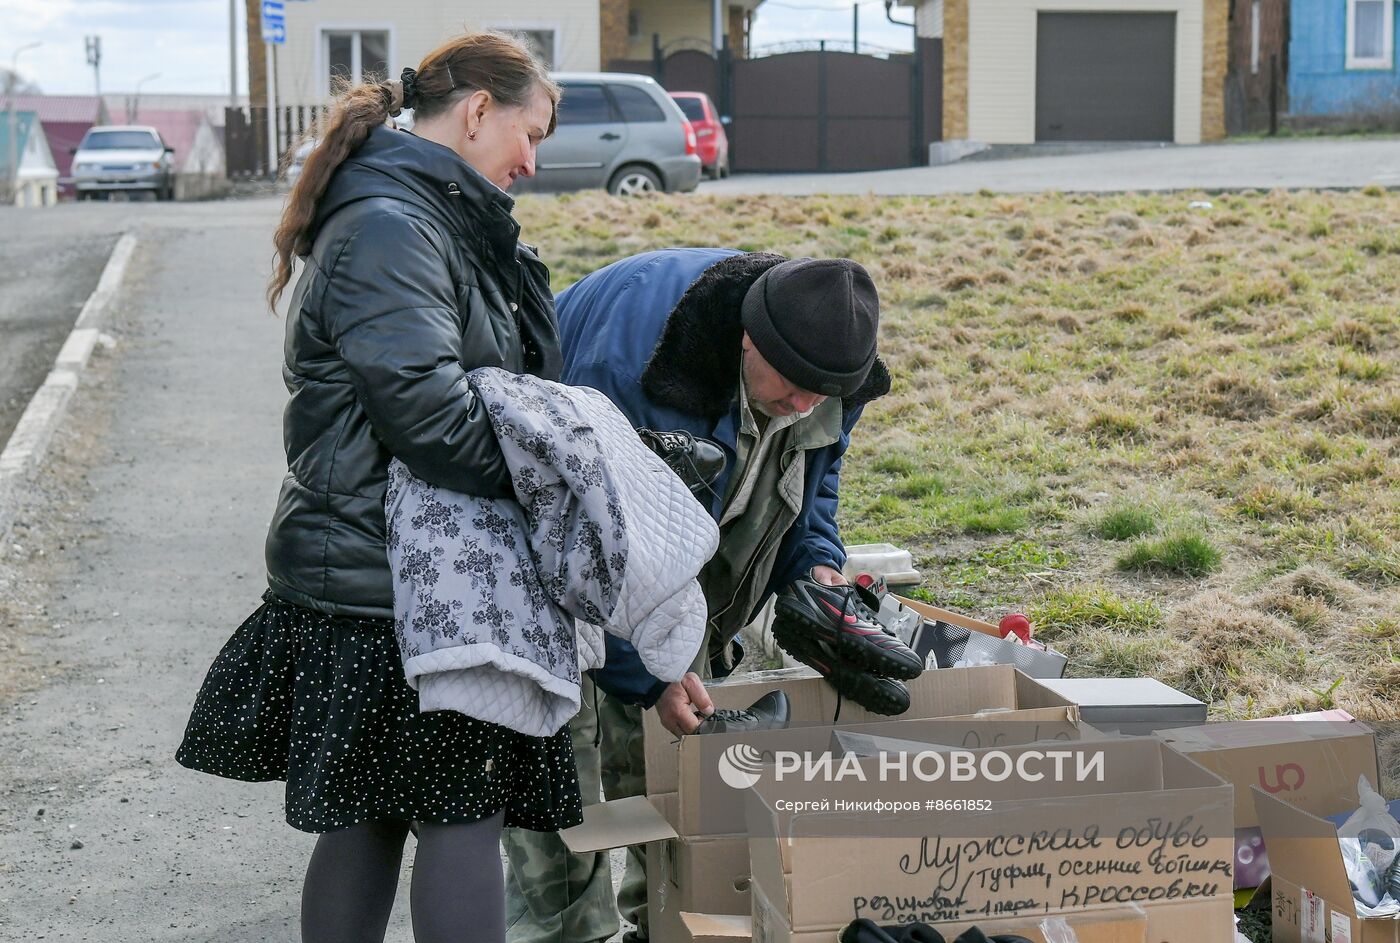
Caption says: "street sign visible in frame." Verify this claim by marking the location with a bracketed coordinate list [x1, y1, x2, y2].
[261, 0, 286, 45]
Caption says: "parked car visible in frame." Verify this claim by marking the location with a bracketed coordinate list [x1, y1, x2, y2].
[285, 138, 318, 186]
[513, 73, 702, 196]
[669, 91, 729, 179]
[70, 125, 176, 201]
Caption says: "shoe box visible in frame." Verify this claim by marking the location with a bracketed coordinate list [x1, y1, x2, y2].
[1034, 678, 1206, 735]
[744, 737, 1236, 942]
[894, 597, 1069, 680]
[561, 665, 1091, 939]
[1157, 710, 1378, 890]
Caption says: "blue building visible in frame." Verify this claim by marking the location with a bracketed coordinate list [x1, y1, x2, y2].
[1289, 0, 1400, 123]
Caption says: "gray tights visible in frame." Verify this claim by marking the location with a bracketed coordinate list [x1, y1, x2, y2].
[300, 811, 506, 943]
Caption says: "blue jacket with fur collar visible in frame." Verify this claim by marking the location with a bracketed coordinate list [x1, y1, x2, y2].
[556, 248, 890, 708]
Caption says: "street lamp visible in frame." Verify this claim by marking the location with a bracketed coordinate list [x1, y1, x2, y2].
[133, 72, 161, 121]
[6, 41, 41, 205]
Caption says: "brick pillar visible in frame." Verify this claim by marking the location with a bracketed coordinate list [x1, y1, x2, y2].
[599, 0, 629, 70]
[1201, 0, 1229, 141]
[246, 0, 267, 108]
[943, 0, 969, 140]
[728, 5, 745, 57]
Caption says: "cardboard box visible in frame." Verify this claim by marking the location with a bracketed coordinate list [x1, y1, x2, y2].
[650, 835, 753, 939]
[896, 596, 1069, 679]
[1158, 710, 1378, 890]
[745, 738, 1235, 938]
[678, 912, 752, 943]
[1037, 678, 1207, 735]
[751, 882, 1191, 943]
[643, 664, 1080, 820]
[1254, 784, 1400, 943]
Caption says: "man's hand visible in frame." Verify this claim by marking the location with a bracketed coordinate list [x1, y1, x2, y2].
[811, 564, 847, 586]
[656, 672, 714, 737]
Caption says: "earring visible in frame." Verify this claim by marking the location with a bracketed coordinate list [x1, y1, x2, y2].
[467, 128, 478, 141]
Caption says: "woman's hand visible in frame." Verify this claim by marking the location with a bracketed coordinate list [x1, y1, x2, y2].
[656, 672, 714, 737]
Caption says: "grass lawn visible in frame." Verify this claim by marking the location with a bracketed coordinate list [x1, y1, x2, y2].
[516, 187, 1399, 721]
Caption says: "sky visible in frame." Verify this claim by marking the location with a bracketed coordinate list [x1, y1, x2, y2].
[0, 0, 913, 97]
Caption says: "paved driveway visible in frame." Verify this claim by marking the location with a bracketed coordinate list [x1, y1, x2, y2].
[699, 137, 1400, 196]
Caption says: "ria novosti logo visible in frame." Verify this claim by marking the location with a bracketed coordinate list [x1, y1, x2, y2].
[715, 747, 1107, 789]
[717, 743, 766, 789]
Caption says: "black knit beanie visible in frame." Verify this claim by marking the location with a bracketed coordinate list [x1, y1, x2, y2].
[740, 257, 879, 398]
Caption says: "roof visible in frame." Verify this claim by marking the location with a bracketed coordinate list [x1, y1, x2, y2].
[10, 94, 105, 125]
[551, 71, 660, 85]
[0, 112, 37, 172]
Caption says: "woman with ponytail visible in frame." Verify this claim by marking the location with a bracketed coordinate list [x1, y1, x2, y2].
[176, 32, 567, 943]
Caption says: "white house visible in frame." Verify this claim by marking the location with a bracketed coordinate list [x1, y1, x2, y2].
[252, 0, 765, 109]
[0, 112, 60, 207]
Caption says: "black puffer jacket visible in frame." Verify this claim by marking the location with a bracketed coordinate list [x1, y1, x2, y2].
[265, 125, 562, 618]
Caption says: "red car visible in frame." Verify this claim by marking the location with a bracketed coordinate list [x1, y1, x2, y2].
[669, 91, 729, 179]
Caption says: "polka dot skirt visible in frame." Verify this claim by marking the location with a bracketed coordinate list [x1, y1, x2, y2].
[176, 591, 583, 834]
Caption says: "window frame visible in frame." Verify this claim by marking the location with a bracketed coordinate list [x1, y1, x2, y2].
[317, 24, 396, 99]
[486, 21, 561, 71]
[1345, 0, 1394, 71]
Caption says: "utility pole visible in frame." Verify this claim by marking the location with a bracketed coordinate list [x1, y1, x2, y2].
[853, 3, 860, 54]
[134, 73, 160, 122]
[85, 35, 102, 99]
[712, 0, 723, 56]
[229, 0, 238, 106]
[6, 41, 41, 205]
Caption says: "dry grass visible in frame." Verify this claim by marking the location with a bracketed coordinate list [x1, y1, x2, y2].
[515, 188, 1400, 719]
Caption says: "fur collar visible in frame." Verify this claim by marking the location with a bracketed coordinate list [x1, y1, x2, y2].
[640, 252, 892, 420]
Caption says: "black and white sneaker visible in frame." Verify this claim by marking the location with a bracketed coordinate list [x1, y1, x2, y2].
[769, 627, 912, 716]
[638, 428, 725, 498]
[774, 579, 924, 681]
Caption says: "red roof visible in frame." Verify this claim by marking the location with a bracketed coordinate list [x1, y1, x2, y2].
[11, 95, 105, 124]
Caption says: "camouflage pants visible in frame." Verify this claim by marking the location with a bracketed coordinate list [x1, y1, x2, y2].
[503, 677, 649, 943]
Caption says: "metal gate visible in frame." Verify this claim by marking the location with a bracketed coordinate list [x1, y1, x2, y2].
[730, 49, 919, 172]
[610, 42, 935, 174]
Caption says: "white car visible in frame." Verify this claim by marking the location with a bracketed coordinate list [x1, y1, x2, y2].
[71, 125, 176, 201]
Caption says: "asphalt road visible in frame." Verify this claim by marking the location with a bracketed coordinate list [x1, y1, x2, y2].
[0, 211, 119, 451]
[0, 199, 639, 942]
[699, 136, 1400, 195]
[0, 199, 383, 941]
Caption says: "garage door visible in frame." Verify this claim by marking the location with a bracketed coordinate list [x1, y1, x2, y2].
[1035, 12, 1176, 141]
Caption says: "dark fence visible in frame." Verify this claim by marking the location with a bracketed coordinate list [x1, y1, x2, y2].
[609, 39, 942, 173]
[224, 104, 329, 178]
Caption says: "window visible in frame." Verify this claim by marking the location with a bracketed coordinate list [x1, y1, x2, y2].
[672, 95, 707, 123]
[1250, 0, 1261, 74]
[557, 84, 615, 125]
[1346, 0, 1394, 69]
[497, 29, 556, 69]
[81, 130, 161, 150]
[323, 29, 390, 93]
[610, 84, 666, 123]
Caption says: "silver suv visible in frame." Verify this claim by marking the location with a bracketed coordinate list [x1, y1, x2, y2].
[515, 73, 702, 196]
[71, 126, 176, 201]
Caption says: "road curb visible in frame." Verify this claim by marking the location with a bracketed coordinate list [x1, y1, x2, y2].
[0, 232, 138, 548]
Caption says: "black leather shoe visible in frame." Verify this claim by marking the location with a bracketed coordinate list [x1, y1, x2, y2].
[841, 919, 903, 943]
[770, 624, 911, 716]
[638, 428, 725, 498]
[692, 690, 791, 735]
[775, 579, 924, 681]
